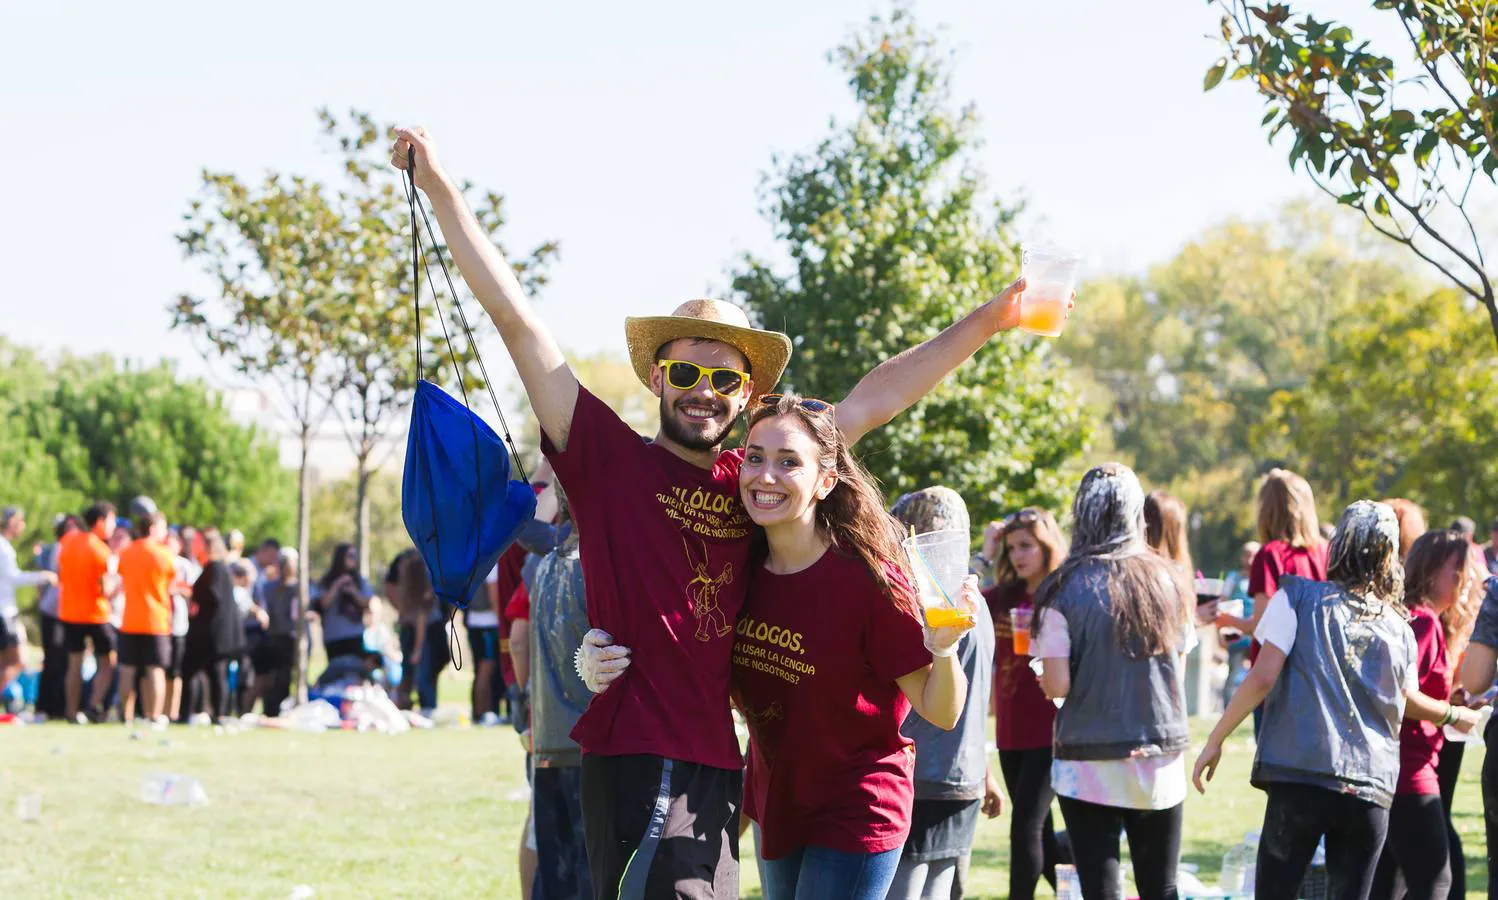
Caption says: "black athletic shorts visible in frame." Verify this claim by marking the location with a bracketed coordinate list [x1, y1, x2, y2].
[467, 625, 499, 663]
[580, 753, 741, 900]
[117, 633, 172, 669]
[166, 635, 187, 678]
[0, 611, 19, 652]
[63, 621, 117, 656]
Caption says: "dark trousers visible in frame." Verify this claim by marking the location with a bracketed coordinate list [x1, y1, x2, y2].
[1056, 795, 1182, 900]
[37, 613, 68, 719]
[181, 657, 231, 723]
[1257, 782, 1389, 900]
[534, 764, 593, 900]
[1435, 739, 1466, 899]
[253, 634, 295, 717]
[1370, 792, 1452, 900]
[998, 747, 1059, 900]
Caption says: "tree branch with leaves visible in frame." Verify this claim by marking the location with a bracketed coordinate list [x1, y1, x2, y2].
[1205, 0, 1498, 346]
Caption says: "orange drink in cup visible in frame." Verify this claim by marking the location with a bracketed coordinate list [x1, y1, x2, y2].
[903, 530, 973, 631]
[1019, 244, 1082, 338]
[926, 606, 975, 629]
[1010, 608, 1033, 656]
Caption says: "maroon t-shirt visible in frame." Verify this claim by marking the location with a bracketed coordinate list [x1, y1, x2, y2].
[737, 551, 932, 859]
[543, 388, 751, 769]
[984, 583, 1056, 751]
[1397, 605, 1449, 795]
[1248, 539, 1328, 662]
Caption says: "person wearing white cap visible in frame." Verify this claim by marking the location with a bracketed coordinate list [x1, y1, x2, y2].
[0, 507, 58, 704]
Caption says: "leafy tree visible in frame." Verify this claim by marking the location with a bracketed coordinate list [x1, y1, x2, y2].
[730, 7, 1091, 526]
[1262, 287, 1498, 523]
[1206, 0, 1498, 347]
[0, 339, 293, 563]
[1061, 200, 1415, 570]
[174, 164, 348, 703]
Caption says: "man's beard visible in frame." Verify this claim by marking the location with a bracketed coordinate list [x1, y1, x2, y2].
[659, 396, 735, 452]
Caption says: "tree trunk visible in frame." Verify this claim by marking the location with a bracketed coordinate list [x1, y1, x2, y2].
[293, 428, 313, 706]
[355, 454, 373, 583]
[1484, 284, 1498, 355]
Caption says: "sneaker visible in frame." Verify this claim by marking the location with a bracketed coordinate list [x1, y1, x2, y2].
[188, 712, 213, 727]
[151, 716, 170, 733]
[478, 711, 500, 727]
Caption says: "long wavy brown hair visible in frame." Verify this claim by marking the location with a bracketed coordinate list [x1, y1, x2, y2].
[746, 395, 919, 618]
[994, 507, 1067, 589]
[1444, 542, 1490, 664]
[1257, 469, 1323, 549]
[1405, 530, 1471, 658]
[1145, 491, 1193, 573]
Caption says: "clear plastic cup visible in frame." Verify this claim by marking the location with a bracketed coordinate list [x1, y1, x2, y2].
[1019, 244, 1082, 337]
[902, 530, 974, 629]
[1010, 608, 1033, 656]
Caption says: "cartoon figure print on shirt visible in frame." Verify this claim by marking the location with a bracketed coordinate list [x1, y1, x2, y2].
[683, 533, 735, 642]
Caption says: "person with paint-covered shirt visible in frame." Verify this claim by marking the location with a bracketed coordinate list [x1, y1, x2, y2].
[1195, 501, 1479, 900]
[1032, 464, 1197, 900]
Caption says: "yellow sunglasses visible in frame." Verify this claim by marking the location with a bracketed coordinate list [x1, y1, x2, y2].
[658, 360, 751, 398]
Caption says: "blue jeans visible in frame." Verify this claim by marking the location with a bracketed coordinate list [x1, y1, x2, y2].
[761, 844, 902, 900]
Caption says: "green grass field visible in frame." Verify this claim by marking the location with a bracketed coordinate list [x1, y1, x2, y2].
[1, 686, 1489, 899]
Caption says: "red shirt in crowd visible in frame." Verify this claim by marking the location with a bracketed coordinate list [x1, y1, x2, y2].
[506, 582, 531, 623]
[984, 583, 1056, 751]
[492, 544, 527, 686]
[1248, 539, 1329, 661]
[736, 550, 932, 859]
[1397, 605, 1450, 795]
[543, 388, 751, 769]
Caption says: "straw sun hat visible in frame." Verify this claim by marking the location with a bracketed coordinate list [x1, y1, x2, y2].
[624, 300, 792, 400]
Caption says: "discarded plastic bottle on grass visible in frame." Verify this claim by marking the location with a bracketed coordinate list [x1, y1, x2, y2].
[140, 773, 208, 807]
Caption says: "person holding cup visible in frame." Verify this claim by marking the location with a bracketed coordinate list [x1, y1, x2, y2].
[983, 507, 1068, 900]
[581, 393, 979, 900]
[1031, 464, 1197, 900]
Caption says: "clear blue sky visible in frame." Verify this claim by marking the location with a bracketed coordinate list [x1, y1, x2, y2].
[0, 1, 1403, 463]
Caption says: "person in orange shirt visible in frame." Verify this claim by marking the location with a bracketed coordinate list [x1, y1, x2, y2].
[58, 501, 118, 723]
[116, 511, 178, 728]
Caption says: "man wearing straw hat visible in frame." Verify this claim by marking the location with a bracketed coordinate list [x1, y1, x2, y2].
[393, 127, 1052, 900]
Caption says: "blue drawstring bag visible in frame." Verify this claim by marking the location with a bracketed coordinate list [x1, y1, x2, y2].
[402, 380, 536, 608]
[398, 156, 535, 615]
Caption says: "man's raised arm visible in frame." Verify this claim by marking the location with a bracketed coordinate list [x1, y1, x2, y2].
[837, 278, 1051, 446]
[392, 127, 580, 451]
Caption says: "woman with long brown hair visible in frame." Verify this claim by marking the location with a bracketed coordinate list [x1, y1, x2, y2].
[1032, 464, 1196, 900]
[584, 393, 979, 900]
[1369, 530, 1473, 900]
[984, 508, 1067, 900]
[1433, 542, 1491, 898]
[1144, 491, 1192, 573]
[1215, 469, 1328, 735]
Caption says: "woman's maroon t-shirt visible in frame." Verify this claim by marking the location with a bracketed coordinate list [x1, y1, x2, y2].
[543, 388, 751, 770]
[736, 550, 932, 859]
[1397, 605, 1450, 796]
[984, 583, 1056, 751]
[1247, 539, 1329, 662]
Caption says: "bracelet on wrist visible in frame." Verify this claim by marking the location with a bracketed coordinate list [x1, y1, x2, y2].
[1440, 703, 1456, 727]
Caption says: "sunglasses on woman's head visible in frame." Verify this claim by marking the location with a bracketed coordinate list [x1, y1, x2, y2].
[756, 394, 834, 414]
[658, 360, 750, 398]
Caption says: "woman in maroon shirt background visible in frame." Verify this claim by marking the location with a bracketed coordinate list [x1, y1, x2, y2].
[983, 507, 1066, 900]
[584, 393, 979, 900]
[1370, 529, 1475, 900]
